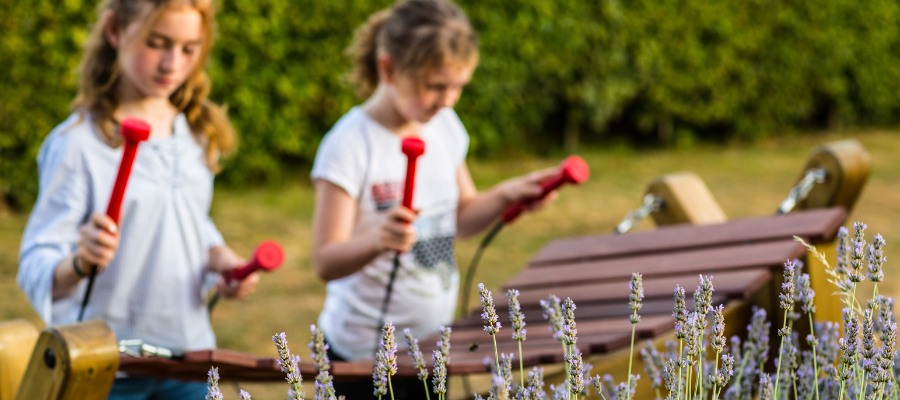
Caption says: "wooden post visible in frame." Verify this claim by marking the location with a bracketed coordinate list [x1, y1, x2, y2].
[14, 320, 119, 400]
[0, 319, 41, 400]
[647, 171, 728, 227]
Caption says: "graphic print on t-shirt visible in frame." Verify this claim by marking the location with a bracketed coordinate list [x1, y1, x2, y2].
[410, 211, 456, 289]
[371, 181, 403, 211]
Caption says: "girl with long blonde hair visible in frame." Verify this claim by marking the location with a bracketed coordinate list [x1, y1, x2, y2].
[18, 0, 258, 397]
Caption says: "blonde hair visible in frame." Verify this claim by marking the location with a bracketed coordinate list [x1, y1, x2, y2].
[72, 0, 235, 172]
[347, 0, 479, 99]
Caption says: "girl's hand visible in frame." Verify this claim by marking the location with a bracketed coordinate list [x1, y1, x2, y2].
[77, 213, 120, 272]
[209, 246, 258, 299]
[377, 206, 418, 253]
[215, 270, 259, 300]
[496, 167, 560, 212]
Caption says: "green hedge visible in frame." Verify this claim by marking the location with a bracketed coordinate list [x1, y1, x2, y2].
[3, 0, 900, 209]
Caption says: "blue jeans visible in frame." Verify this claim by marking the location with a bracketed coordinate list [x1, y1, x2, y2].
[108, 377, 208, 400]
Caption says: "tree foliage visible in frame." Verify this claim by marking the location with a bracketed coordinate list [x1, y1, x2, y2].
[3, 0, 900, 208]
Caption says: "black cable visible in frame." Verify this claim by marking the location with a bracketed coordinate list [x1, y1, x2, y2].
[457, 221, 505, 320]
[375, 252, 403, 352]
[208, 292, 221, 313]
[78, 266, 98, 322]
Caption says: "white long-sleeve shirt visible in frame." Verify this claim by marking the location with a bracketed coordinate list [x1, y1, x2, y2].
[18, 112, 224, 352]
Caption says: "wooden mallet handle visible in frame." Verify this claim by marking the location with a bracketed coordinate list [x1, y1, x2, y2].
[501, 155, 590, 223]
[225, 241, 284, 282]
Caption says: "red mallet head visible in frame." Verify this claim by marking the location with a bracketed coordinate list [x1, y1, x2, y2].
[226, 241, 284, 282]
[106, 118, 151, 223]
[501, 155, 590, 223]
[401, 137, 426, 209]
[121, 119, 151, 143]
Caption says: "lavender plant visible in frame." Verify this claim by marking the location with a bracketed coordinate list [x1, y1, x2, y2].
[214, 221, 900, 400]
[480, 283, 502, 373]
[206, 366, 223, 400]
[403, 328, 430, 400]
[509, 289, 527, 387]
[309, 324, 336, 400]
[775, 260, 797, 399]
[627, 273, 644, 400]
[433, 350, 447, 400]
[273, 332, 305, 400]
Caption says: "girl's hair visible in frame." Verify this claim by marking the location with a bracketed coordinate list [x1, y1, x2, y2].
[73, 0, 235, 172]
[348, 0, 479, 99]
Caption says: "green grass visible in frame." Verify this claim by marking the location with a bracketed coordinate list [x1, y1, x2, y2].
[3, 130, 900, 398]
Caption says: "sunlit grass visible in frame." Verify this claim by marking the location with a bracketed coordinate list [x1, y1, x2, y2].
[2, 129, 900, 398]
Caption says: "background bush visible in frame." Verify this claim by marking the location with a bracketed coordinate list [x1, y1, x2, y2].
[3, 0, 900, 209]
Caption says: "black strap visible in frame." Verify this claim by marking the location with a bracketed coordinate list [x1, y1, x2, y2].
[375, 252, 402, 352]
[456, 221, 504, 320]
[77, 265, 98, 322]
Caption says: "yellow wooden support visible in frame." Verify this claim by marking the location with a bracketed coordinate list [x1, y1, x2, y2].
[796, 139, 870, 213]
[647, 171, 728, 227]
[14, 320, 119, 400]
[802, 239, 844, 325]
[0, 319, 41, 400]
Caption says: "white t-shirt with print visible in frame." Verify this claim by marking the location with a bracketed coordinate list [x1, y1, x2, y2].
[311, 107, 469, 361]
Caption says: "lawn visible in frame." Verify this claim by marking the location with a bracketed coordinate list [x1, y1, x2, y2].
[2, 130, 900, 398]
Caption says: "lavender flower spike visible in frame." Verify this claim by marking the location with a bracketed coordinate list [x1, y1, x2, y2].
[432, 350, 448, 396]
[479, 283, 501, 335]
[206, 367, 223, 400]
[239, 389, 252, 400]
[437, 326, 451, 363]
[797, 273, 816, 315]
[693, 275, 714, 314]
[309, 324, 330, 373]
[566, 352, 585, 395]
[711, 304, 726, 353]
[272, 332, 304, 400]
[508, 289, 526, 342]
[541, 295, 564, 342]
[373, 348, 388, 397]
[562, 297, 578, 345]
[381, 322, 398, 376]
[836, 226, 850, 274]
[760, 373, 774, 400]
[778, 260, 796, 337]
[867, 233, 886, 282]
[403, 328, 428, 382]
[673, 286, 687, 340]
[629, 273, 643, 324]
[849, 222, 867, 282]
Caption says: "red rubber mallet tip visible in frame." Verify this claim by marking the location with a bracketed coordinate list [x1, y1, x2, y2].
[401, 137, 425, 157]
[561, 155, 590, 184]
[254, 241, 284, 271]
[121, 118, 151, 142]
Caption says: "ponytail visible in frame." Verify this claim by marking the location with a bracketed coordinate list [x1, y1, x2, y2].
[348, 10, 390, 99]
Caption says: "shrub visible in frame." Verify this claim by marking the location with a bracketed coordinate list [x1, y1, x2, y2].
[4, 0, 900, 208]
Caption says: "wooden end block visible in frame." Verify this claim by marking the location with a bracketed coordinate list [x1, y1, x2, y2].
[0, 319, 41, 400]
[14, 320, 119, 400]
[797, 139, 870, 213]
[646, 171, 727, 227]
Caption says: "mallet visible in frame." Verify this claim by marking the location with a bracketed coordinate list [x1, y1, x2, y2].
[375, 137, 425, 349]
[457, 155, 590, 319]
[207, 241, 284, 311]
[78, 118, 151, 322]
